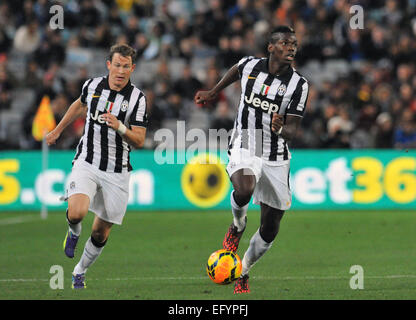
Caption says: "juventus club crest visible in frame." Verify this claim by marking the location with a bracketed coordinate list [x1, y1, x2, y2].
[121, 100, 129, 112]
[277, 84, 287, 96]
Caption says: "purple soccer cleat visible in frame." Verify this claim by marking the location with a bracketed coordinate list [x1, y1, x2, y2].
[63, 230, 79, 258]
[72, 273, 86, 289]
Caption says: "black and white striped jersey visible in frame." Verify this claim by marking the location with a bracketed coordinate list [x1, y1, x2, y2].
[73, 76, 147, 173]
[229, 56, 309, 164]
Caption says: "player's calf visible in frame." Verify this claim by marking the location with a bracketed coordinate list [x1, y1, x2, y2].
[259, 205, 284, 243]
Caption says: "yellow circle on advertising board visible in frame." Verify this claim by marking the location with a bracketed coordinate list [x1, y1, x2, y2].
[181, 153, 230, 208]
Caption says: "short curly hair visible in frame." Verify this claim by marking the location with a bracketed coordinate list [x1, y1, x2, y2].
[268, 26, 295, 44]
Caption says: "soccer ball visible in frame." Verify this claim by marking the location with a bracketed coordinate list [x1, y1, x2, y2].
[206, 249, 242, 285]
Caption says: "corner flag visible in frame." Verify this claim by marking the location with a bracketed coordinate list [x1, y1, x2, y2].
[32, 95, 56, 141]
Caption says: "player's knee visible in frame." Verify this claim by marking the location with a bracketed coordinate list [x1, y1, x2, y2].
[91, 231, 108, 246]
[68, 194, 89, 222]
[233, 182, 256, 206]
[259, 225, 279, 243]
[231, 170, 256, 206]
[67, 208, 86, 224]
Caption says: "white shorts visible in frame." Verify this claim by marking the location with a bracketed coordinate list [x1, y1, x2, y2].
[226, 148, 292, 210]
[65, 160, 130, 225]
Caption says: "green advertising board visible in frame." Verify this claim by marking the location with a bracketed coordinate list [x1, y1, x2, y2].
[0, 150, 415, 211]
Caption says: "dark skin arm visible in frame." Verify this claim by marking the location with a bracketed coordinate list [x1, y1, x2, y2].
[194, 64, 239, 104]
[271, 113, 301, 141]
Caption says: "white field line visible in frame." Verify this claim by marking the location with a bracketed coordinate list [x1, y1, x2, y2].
[1, 275, 416, 283]
[0, 215, 40, 226]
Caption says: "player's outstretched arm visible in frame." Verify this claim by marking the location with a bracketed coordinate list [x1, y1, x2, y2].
[46, 98, 87, 146]
[194, 64, 240, 105]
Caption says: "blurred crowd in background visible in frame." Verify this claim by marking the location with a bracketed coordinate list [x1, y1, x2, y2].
[0, 0, 416, 150]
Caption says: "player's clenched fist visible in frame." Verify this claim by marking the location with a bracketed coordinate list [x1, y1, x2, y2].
[45, 130, 61, 146]
[194, 90, 217, 105]
[271, 113, 284, 134]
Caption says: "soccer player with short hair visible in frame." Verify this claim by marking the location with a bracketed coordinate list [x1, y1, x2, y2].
[46, 44, 148, 289]
[195, 26, 309, 293]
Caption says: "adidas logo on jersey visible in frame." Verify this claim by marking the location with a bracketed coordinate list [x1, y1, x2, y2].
[244, 92, 279, 114]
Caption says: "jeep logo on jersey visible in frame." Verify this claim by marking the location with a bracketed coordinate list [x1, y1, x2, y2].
[244, 92, 279, 114]
[90, 109, 108, 124]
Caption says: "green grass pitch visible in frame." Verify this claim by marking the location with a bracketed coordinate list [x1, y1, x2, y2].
[0, 209, 415, 300]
